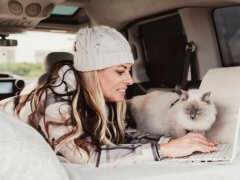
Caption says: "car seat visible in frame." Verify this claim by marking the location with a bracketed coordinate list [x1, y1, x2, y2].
[38, 52, 74, 84]
[20, 52, 73, 95]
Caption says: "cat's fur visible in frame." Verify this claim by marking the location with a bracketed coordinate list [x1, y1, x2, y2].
[127, 89, 217, 138]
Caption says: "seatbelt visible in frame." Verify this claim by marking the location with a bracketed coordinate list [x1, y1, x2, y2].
[174, 41, 197, 94]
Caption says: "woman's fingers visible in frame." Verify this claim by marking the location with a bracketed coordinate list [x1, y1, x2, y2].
[186, 133, 218, 153]
[191, 137, 213, 147]
[160, 132, 219, 158]
[186, 132, 215, 147]
[191, 143, 218, 153]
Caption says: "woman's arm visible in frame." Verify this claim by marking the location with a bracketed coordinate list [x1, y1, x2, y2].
[124, 129, 217, 159]
[124, 128, 173, 144]
[0, 97, 217, 167]
[59, 132, 217, 168]
[59, 139, 161, 167]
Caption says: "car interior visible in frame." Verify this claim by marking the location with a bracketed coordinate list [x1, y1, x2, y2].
[1, 0, 240, 179]
[1, 0, 240, 99]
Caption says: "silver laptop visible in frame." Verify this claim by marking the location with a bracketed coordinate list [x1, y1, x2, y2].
[163, 67, 240, 163]
[162, 103, 240, 163]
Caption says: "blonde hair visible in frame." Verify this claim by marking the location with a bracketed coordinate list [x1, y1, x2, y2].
[15, 61, 126, 154]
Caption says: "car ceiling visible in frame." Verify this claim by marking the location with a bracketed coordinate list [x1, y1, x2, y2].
[41, 0, 240, 31]
[1, 0, 240, 33]
[84, 0, 240, 29]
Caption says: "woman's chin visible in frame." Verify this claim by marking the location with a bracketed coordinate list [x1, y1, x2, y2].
[105, 96, 125, 102]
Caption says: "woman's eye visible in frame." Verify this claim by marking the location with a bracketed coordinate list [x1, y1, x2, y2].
[117, 71, 124, 75]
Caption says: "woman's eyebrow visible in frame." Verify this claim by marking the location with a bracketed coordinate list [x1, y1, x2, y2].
[118, 65, 130, 69]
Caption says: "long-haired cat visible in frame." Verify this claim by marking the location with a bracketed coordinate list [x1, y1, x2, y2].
[127, 89, 217, 138]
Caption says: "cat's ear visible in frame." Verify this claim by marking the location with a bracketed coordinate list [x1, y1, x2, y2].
[202, 92, 211, 104]
[180, 90, 188, 101]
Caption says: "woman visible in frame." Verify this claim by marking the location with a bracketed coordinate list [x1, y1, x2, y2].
[0, 26, 216, 167]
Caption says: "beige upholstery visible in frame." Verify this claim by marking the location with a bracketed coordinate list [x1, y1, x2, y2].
[20, 52, 73, 95]
[200, 66, 240, 147]
[44, 52, 73, 72]
[38, 52, 73, 84]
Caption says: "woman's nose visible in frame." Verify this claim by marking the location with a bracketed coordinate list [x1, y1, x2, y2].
[125, 72, 134, 85]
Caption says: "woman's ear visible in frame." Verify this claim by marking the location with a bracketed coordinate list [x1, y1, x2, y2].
[180, 90, 188, 101]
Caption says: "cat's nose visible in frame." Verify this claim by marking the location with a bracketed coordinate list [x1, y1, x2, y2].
[190, 108, 197, 120]
[190, 113, 196, 119]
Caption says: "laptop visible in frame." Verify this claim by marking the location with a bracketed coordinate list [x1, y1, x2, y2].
[163, 67, 240, 163]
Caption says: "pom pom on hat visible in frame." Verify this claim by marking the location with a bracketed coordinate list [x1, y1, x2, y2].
[74, 26, 134, 71]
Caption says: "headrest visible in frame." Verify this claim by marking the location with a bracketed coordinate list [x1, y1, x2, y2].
[200, 66, 240, 143]
[44, 52, 73, 72]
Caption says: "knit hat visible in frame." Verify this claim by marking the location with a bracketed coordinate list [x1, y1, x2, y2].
[74, 26, 134, 71]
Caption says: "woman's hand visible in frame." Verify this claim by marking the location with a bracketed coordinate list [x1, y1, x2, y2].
[160, 132, 217, 158]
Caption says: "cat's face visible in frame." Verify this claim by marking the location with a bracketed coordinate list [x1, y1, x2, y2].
[180, 90, 211, 121]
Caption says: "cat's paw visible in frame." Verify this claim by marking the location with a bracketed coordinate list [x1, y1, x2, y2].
[192, 130, 205, 136]
[170, 129, 187, 138]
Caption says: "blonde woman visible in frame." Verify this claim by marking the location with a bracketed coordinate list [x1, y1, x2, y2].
[0, 26, 217, 167]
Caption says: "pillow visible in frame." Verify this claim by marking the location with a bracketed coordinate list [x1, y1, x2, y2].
[0, 110, 70, 180]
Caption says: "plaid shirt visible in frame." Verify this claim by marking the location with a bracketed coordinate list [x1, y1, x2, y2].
[87, 129, 172, 167]
[0, 93, 172, 168]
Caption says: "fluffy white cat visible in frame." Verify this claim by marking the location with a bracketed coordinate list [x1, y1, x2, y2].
[127, 89, 217, 138]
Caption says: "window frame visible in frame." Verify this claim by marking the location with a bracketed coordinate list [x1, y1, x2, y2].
[212, 5, 240, 67]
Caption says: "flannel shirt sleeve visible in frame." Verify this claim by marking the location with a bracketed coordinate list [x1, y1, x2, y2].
[87, 142, 160, 168]
[124, 128, 173, 145]
[57, 128, 172, 167]
[84, 128, 174, 167]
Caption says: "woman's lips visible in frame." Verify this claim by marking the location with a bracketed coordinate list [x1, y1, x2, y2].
[117, 88, 126, 96]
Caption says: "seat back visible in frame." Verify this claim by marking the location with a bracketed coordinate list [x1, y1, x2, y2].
[38, 52, 73, 84]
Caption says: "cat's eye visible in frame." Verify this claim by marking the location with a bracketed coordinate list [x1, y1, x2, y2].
[197, 108, 203, 112]
[185, 108, 190, 114]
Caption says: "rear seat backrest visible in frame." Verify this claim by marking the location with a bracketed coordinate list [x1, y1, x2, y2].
[20, 52, 73, 95]
[38, 52, 73, 84]
[199, 66, 240, 143]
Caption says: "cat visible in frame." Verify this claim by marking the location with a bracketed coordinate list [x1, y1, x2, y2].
[127, 89, 217, 138]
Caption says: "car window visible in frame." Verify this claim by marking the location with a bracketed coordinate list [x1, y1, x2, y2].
[214, 6, 240, 67]
[139, 13, 187, 88]
[0, 31, 75, 84]
[52, 5, 79, 16]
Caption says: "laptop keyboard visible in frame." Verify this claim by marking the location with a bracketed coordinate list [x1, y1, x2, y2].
[163, 144, 231, 162]
[184, 144, 230, 161]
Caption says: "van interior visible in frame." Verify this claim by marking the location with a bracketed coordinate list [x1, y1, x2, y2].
[1, 0, 240, 179]
[1, 0, 240, 100]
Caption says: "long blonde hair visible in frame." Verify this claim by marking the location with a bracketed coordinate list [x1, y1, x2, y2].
[15, 61, 126, 153]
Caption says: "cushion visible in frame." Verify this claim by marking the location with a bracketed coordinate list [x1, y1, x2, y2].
[0, 110, 70, 180]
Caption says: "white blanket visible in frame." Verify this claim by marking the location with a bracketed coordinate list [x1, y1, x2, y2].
[1, 107, 240, 180]
[63, 155, 240, 180]
[0, 110, 70, 180]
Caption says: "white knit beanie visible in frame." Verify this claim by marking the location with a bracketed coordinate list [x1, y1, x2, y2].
[74, 25, 134, 71]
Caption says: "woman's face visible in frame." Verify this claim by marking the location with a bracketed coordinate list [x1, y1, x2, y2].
[97, 63, 133, 102]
